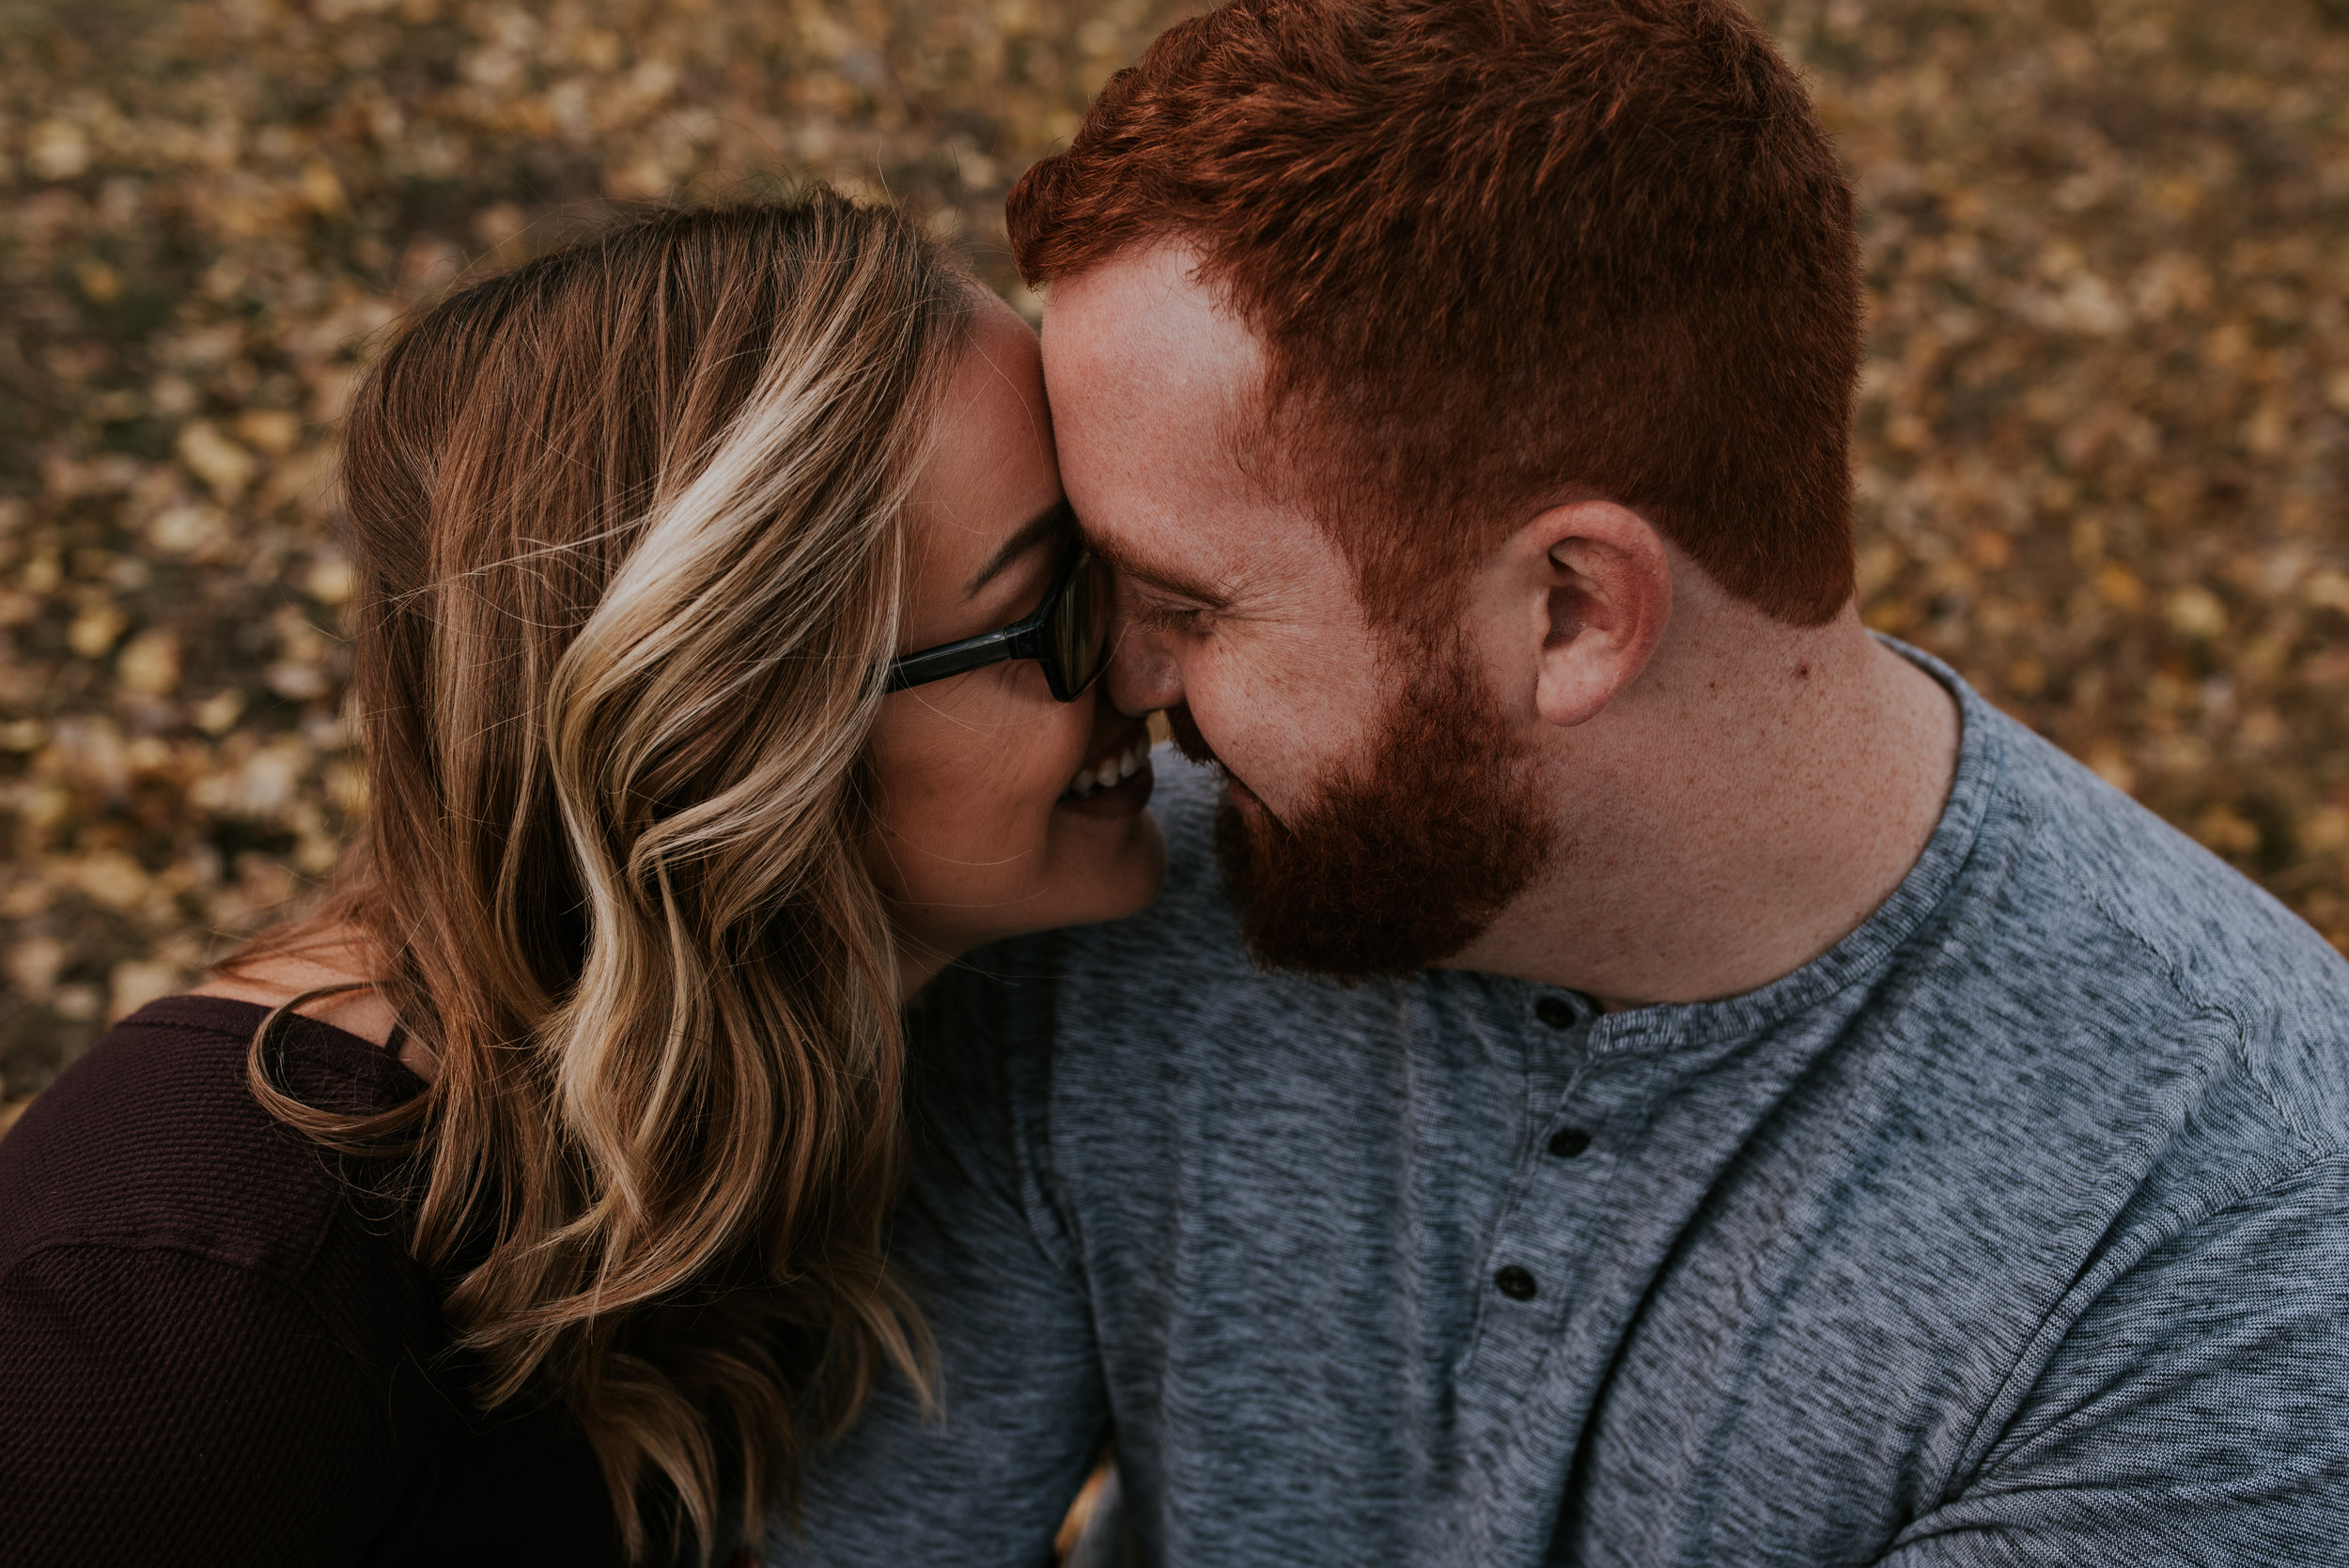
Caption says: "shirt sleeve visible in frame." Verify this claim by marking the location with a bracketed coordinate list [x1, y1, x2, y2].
[1878, 1153, 2349, 1566]
[768, 967, 1112, 1567]
[0, 1241, 403, 1565]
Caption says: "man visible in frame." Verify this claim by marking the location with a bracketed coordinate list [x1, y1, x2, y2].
[776, 1, 2349, 1562]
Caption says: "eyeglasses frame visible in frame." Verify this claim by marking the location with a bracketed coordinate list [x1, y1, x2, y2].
[883, 537, 1104, 703]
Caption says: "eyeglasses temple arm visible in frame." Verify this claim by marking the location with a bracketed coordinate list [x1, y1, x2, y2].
[883, 622, 1058, 693]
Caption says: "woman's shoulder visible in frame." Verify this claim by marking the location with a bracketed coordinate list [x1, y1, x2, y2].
[0, 995, 422, 1289]
[0, 998, 489, 1561]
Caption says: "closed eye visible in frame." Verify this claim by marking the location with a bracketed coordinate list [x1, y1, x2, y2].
[1128, 596, 1211, 635]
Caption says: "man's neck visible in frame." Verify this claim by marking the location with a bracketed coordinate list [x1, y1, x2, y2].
[1449, 609, 1961, 1012]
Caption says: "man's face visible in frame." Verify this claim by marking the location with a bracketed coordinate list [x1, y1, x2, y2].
[1042, 244, 1553, 976]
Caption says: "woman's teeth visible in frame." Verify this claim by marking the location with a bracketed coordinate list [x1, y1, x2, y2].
[1065, 736, 1151, 800]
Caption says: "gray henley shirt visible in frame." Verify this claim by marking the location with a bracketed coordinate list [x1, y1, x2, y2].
[773, 648, 2349, 1566]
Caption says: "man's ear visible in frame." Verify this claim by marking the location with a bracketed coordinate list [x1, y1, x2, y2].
[1519, 500, 1672, 727]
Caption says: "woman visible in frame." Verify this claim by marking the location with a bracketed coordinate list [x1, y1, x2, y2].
[0, 194, 1163, 1564]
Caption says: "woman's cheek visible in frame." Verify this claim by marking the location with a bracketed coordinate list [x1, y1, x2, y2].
[944, 732, 1058, 874]
[1003, 763, 1068, 875]
[861, 718, 954, 890]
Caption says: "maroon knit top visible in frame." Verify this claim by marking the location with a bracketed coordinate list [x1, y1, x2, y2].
[0, 995, 629, 1565]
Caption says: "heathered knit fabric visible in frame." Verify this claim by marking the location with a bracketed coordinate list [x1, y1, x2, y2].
[0, 996, 628, 1567]
[773, 648, 2349, 1567]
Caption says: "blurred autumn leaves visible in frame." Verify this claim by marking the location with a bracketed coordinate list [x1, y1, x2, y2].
[1807, 0, 2349, 941]
[2, 0, 2346, 1124]
[0, 0, 1196, 1124]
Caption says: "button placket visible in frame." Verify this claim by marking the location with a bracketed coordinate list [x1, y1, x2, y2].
[1529, 990, 1600, 1168]
[1458, 1089, 1612, 1539]
[1504, 1038, 1658, 1329]
[1464, 1007, 1681, 1546]
[1472, 998, 1610, 1336]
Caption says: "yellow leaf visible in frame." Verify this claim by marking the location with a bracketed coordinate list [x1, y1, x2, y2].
[300, 162, 348, 217]
[2163, 586, 2226, 640]
[68, 605, 127, 660]
[2194, 804, 2261, 859]
[116, 629, 180, 695]
[176, 421, 257, 498]
[234, 409, 302, 455]
[2095, 562, 2147, 613]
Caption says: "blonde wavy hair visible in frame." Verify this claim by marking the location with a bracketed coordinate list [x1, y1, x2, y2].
[232, 194, 976, 1560]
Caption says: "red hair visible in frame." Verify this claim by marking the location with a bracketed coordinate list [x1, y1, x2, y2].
[1009, 0, 1861, 627]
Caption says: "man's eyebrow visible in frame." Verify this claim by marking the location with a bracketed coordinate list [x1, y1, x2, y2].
[965, 499, 1076, 598]
[1083, 530, 1233, 610]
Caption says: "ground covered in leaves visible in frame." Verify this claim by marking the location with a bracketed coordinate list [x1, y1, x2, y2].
[3, 0, 2347, 1129]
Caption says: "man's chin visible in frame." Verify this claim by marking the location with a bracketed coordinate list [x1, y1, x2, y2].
[1175, 649, 1554, 980]
[1212, 794, 1529, 982]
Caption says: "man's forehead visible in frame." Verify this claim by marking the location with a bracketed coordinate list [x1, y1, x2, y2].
[1039, 246, 1361, 625]
[1038, 247, 1263, 565]
[1041, 243, 1262, 411]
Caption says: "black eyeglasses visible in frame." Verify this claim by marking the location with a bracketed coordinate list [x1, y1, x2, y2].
[885, 538, 1110, 703]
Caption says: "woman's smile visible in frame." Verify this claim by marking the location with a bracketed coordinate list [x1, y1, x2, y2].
[859, 297, 1166, 986]
[1059, 722, 1155, 817]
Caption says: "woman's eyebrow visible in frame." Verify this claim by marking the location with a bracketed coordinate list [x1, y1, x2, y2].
[964, 499, 1076, 598]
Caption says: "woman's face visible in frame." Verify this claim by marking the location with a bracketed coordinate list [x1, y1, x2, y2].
[862, 299, 1165, 985]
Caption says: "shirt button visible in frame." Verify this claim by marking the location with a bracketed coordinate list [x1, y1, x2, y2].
[1494, 1265, 1538, 1300]
[1534, 997, 1577, 1029]
[1547, 1126, 1592, 1158]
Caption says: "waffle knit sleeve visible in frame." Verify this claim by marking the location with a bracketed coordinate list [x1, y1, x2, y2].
[0, 1239, 404, 1568]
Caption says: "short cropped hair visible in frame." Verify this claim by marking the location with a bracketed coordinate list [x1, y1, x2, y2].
[1009, 0, 1861, 628]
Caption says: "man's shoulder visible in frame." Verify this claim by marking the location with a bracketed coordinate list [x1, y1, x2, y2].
[1971, 704, 2349, 1151]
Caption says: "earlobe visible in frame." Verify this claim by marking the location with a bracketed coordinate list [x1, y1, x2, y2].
[1529, 502, 1672, 728]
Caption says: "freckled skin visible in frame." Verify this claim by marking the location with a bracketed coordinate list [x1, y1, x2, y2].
[859, 301, 1166, 990]
[1037, 259, 1390, 819]
[1043, 244, 1960, 1009]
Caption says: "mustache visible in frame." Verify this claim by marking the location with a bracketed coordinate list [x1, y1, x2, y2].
[1163, 704, 1221, 769]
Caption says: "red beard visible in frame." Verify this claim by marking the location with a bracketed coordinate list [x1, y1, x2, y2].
[1166, 638, 1555, 979]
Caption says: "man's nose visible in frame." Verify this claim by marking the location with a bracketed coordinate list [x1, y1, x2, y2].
[1104, 604, 1184, 718]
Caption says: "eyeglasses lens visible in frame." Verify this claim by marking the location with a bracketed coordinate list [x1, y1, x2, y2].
[1052, 549, 1109, 696]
